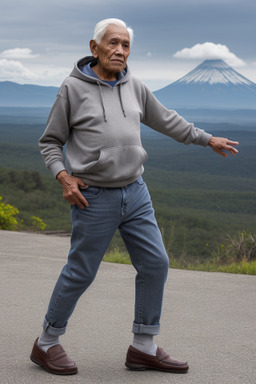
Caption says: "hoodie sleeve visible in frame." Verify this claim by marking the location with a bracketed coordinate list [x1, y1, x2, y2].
[140, 84, 212, 146]
[39, 85, 71, 178]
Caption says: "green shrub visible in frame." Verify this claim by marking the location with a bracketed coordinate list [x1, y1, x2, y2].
[0, 196, 19, 230]
[31, 216, 46, 231]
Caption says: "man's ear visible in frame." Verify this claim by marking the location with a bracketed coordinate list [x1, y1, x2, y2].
[90, 40, 98, 58]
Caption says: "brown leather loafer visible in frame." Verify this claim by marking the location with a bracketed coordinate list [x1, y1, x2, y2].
[125, 345, 189, 373]
[30, 338, 78, 375]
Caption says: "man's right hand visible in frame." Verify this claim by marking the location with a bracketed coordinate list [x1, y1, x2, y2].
[56, 170, 89, 209]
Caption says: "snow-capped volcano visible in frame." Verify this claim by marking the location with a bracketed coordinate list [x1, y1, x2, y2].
[154, 59, 256, 109]
[174, 59, 254, 86]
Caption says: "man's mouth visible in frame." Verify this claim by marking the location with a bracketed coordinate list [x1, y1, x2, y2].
[111, 59, 124, 64]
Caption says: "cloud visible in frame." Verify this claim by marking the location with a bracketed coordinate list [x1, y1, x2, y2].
[36, 65, 71, 86]
[0, 48, 39, 59]
[0, 58, 71, 86]
[173, 42, 246, 67]
[0, 59, 37, 81]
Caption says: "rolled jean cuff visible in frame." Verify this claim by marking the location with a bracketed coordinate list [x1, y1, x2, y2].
[43, 318, 66, 336]
[132, 322, 160, 335]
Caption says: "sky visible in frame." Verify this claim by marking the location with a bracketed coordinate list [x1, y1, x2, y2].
[0, 0, 255, 91]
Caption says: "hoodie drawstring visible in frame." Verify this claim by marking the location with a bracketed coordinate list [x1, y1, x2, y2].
[97, 81, 126, 122]
[119, 82, 126, 118]
[97, 82, 107, 122]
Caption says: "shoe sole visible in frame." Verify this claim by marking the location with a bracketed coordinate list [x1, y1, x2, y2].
[125, 362, 189, 373]
[30, 355, 78, 375]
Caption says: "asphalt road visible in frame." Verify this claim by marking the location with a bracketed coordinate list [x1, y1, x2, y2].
[0, 230, 255, 384]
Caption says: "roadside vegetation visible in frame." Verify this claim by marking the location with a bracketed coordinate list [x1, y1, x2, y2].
[1, 191, 255, 274]
[0, 195, 46, 232]
[1, 121, 256, 275]
[103, 231, 256, 275]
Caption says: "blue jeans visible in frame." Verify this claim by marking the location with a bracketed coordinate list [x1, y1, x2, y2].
[43, 177, 169, 337]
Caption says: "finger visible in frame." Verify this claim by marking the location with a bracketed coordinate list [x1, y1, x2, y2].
[226, 146, 239, 156]
[214, 147, 227, 157]
[227, 140, 239, 146]
[77, 191, 89, 208]
[64, 189, 89, 209]
[78, 179, 88, 188]
[76, 200, 89, 209]
[219, 150, 227, 158]
[70, 197, 89, 209]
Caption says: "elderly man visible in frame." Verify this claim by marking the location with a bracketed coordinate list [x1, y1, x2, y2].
[30, 18, 238, 375]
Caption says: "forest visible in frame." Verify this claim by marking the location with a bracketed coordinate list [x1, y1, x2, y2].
[0, 113, 256, 265]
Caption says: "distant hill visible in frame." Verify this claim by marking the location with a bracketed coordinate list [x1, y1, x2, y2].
[154, 59, 256, 109]
[0, 81, 58, 107]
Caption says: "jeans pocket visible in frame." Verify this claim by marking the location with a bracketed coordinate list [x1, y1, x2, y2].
[80, 186, 102, 199]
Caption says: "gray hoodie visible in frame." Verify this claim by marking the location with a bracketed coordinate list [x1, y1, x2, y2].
[39, 56, 212, 187]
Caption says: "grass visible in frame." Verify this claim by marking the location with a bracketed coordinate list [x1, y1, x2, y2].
[103, 249, 131, 265]
[103, 249, 256, 275]
[194, 260, 256, 275]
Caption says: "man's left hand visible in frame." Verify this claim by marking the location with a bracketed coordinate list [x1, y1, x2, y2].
[208, 137, 239, 157]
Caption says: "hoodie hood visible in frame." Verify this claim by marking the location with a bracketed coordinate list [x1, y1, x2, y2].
[70, 56, 130, 85]
[69, 56, 130, 121]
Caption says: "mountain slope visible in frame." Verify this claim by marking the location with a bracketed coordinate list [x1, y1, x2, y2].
[154, 60, 256, 109]
[0, 81, 58, 107]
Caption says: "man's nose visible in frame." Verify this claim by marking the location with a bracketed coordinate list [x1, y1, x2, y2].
[115, 44, 124, 55]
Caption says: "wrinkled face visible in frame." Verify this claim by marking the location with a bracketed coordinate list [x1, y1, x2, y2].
[90, 24, 130, 78]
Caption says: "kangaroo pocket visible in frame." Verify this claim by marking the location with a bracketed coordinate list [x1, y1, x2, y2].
[85, 145, 148, 183]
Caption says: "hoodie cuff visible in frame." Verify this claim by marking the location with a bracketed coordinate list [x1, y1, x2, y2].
[197, 131, 212, 146]
[49, 161, 66, 179]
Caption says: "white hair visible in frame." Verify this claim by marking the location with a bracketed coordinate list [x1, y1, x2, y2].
[93, 18, 134, 45]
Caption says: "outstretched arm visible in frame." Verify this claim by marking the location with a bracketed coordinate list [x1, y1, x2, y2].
[208, 137, 239, 157]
